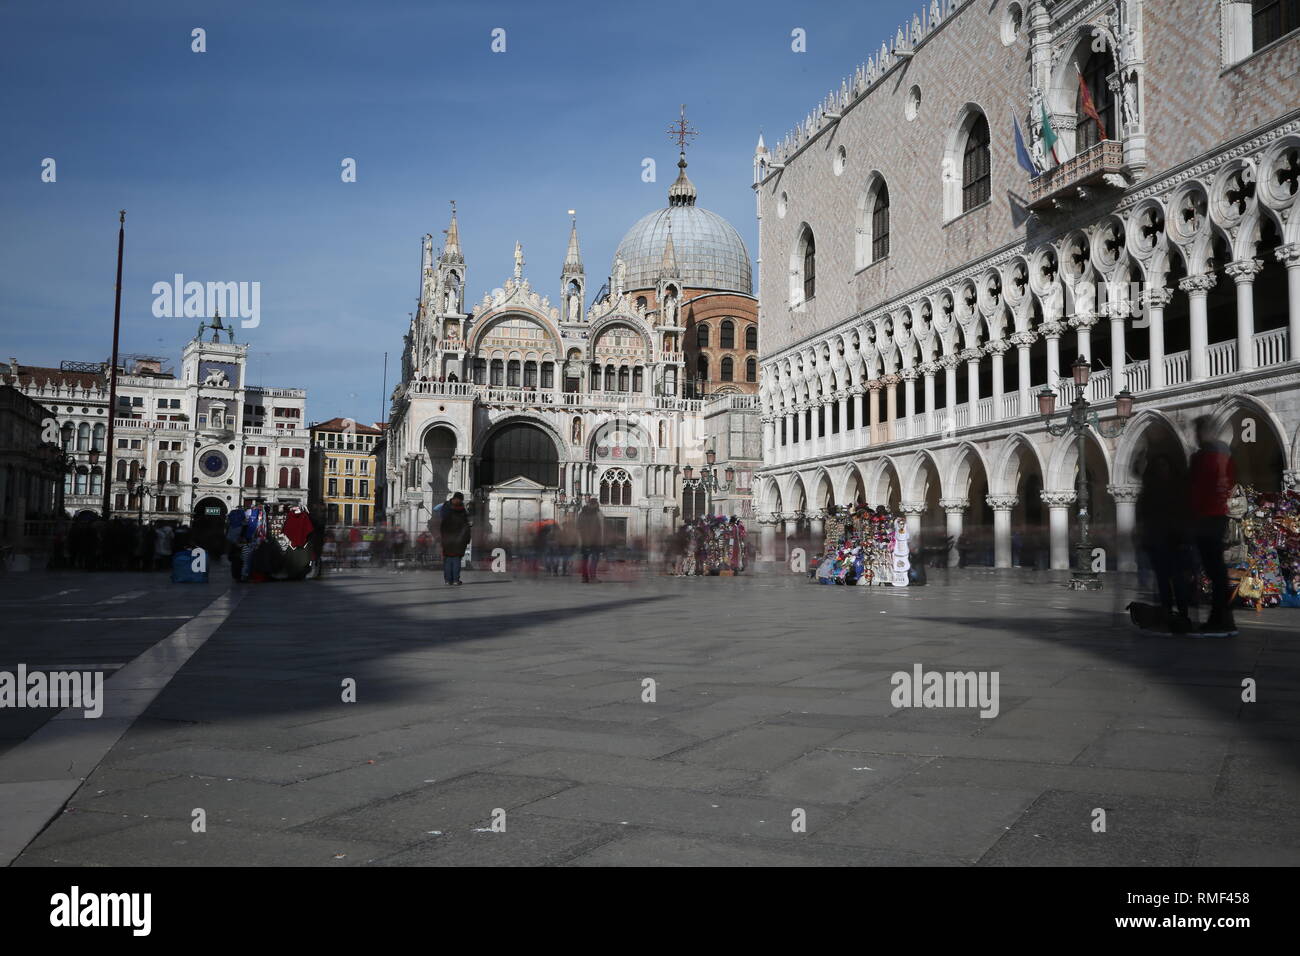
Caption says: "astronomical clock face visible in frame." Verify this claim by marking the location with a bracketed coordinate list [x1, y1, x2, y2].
[197, 448, 230, 479]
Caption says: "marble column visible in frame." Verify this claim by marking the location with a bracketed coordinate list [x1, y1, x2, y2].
[939, 498, 968, 568]
[837, 392, 849, 452]
[1041, 319, 1065, 392]
[783, 514, 799, 558]
[820, 399, 832, 456]
[1225, 258, 1264, 373]
[900, 502, 926, 549]
[921, 363, 938, 434]
[901, 367, 918, 427]
[986, 495, 1019, 568]
[868, 381, 882, 445]
[852, 385, 866, 442]
[1108, 302, 1127, 393]
[1069, 312, 1097, 365]
[762, 416, 775, 463]
[988, 340, 1009, 420]
[1141, 288, 1173, 389]
[1010, 331, 1037, 416]
[1277, 243, 1300, 362]
[963, 348, 981, 411]
[809, 511, 825, 547]
[884, 375, 899, 442]
[760, 515, 777, 564]
[1041, 490, 1077, 571]
[1108, 483, 1141, 572]
[1180, 274, 1216, 382]
[941, 355, 959, 433]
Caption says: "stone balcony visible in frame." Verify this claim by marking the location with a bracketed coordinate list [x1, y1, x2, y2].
[1028, 140, 1126, 210]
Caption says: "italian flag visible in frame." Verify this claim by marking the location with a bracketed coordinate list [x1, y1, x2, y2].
[1040, 104, 1059, 165]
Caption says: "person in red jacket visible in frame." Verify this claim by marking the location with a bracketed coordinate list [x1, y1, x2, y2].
[1187, 416, 1237, 635]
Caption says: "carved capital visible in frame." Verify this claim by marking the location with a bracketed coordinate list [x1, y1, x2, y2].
[882, 374, 901, 387]
[1139, 287, 1174, 309]
[1276, 243, 1300, 267]
[985, 495, 1019, 511]
[1179, 273, 1217, 295]
[1224, 258, 1264, 283]
[898, 501, 927, 516]
[1009, 331, 1039, 348]
[938, 497, 969, 514]
[899, 367, 920, 381]
[1069, 312, 1099, 330]
[987, 339, 1012, 355]
[960, 348, 983, 363]
[867, 379, 884, 392]
[1107, 483, 1141, 503]
[1282, 469, 1299, 490]
[918, 361, 941, 376]
[1040, 490, 1078, 507]
[938, 354, 960, 369]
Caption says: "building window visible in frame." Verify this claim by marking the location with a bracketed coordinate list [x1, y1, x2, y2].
[599, 468, 632, 506]
[279, 467, 289, 486]
[618, 366, 630, 392]
[344, 479, 354, 497]
[359, 504, 369, 525]
[721, 357, 734, 382]
[76, 423, 90, 451]
[92, 423, 105, 451]
[745, 326, 757, 351]
[359, 479, 368, 498]
[633, 366, 643, 392]
[1075, 49, 1116, 151]
[962, 113, 991, 211]
[255, 465, 266, 486]
[473, 358, 487, 384]
[490, 359, 504, 386]
[746, 357, 757, 383]
[328, 478, 338, 496]
[245, 466, 255, 485]
[523, 361, 538, 388]
[720, 320, 735, 349]
[90, 469, 102, 496]
[697, 324, 709, 349]
[871, 180, 891, 261]
[802, 228, 816, 300]
[290, 468, 301, 489]
[1254, 0, 1300, 47]
[507, 360, 521, 387]
[541, 362, 554, 389]
[682, 484, 706, 521]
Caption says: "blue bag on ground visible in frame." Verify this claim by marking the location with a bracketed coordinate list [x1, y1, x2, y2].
[171, 549, 209, 583]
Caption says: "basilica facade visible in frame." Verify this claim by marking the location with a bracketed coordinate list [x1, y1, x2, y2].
[382, 156, 761, 550]
[753, 0, 1300, 571]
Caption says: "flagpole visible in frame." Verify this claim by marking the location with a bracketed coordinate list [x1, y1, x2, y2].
[102, 210, 126, 520]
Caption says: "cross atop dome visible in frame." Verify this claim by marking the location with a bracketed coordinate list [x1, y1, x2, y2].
[667, 104, 698, 153]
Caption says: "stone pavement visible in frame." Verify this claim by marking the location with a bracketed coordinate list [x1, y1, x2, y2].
[2, 564, 1298, 866]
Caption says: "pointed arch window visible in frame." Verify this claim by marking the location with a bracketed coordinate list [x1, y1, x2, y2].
[802, 230, 817, 300]
[871, 181, 891, 261]
[1075, 49, 1116, 152]
[962, 114, 991, 211]
[599, 467, 632, 506]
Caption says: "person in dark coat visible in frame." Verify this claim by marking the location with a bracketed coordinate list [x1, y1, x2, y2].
[439, 492, 471, 585]
[577, 497, 604, 583]
[1136, 453, 1191, 630]
[1188, 416, 1238, 634]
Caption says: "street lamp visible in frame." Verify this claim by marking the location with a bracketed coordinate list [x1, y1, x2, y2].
[126, 476, 155, 522]
[681, 449, 736, 520]
[1039, 355, 1135, 590]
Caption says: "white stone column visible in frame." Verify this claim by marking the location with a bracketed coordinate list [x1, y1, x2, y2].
[852, 386, 866, 441]
[837, 393, 849, 451]
[791, 406, 802, 450]
[820, 400, 831, 456]
[868, 381, 881, 445]
[1042, 320, 1064, 390]
[884, 375, 899, 442]
[809, 511, 825, 547]
[783, 513, 799, 552]
[1108, 303, 1127, 392]
[1041, 490, 1076, 571]
[1108, 483, 1140, 573]
[901, 368, 917, 426]
[986, 495, 1018, 569]
[941, 355, 959, 431]
[1070, 312, 1097, 364]
[762, 417, 775, 462]
[988, 340, 1008, 420]
[939, 498, 968, 568]
[1180, 274, 1216, 382]
[1225, 258, 1264, 373]
[963, 348, 981, 410]
[760, 515, 777, 564]
[1141, 288, 1172, 389]
[1277, 243, 1300, 361]
[1010, 331, 1037, 416]
[900, 502, 926, 549]
[783, 412, 794, 463]
[921, 363, 938, 434]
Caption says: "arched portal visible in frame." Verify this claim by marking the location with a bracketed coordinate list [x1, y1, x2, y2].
[423, 426, 458, 500]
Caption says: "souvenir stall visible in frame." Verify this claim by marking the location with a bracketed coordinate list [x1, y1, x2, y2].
[240, 503, 318, 582]
[813, 504, 913, 587]
[678, 515, 747, 576]
[1231, 485, 1300, 610]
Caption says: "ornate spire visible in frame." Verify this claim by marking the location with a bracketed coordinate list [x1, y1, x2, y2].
[562, 213, 583, 276]
[440, 200, 463, 264]
[659, 220, 679, 278]
[666, 105, 699, 207]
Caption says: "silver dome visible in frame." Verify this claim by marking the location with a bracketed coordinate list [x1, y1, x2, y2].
[613, 205, 753, 295]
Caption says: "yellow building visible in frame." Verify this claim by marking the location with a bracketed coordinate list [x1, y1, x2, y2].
[309, 418, 383, 527]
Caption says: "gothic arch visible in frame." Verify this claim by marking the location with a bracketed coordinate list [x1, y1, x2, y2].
[1112, 408, 1193, 485]
[473, 413, 567, 460]
[417, 418, 468, 453]
[901, 448, 943, 503]
[946, 441, 992, 500]
[1204, 392, 1291, 468]
[1044, 428, 1114, 490]
[811, 467, 835, 511]
[989, 432, 1049, 497]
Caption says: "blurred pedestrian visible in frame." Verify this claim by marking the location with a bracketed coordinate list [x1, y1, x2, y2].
[439, 492, 471, 585]
[1137, 453, 1192, 632]
[1188, 416, 1237, 636]
[577, 497, 603, 583]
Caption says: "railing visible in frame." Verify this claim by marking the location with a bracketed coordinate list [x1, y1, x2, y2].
[405, 380, 475, 397]
[1087, 368, 1112, 402]
[1208, 340, 1237, 378]
[1001, 392, 1020, 420]
[113, 418, 191, 431]
[1255, 327, 1289, 367]
[703, 393, 760, 411]
[1126, 359, 1150, 394]
[976, 396, 994, 424]
[1164, 351, 1190, 387]
[249, 387, 306, 398]
[1028, 139, 1125, 208]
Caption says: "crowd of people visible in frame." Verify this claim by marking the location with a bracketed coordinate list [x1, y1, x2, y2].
[48, 516, 184, 572]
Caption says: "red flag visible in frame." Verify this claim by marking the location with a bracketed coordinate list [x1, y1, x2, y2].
[1077, 69, 1107, 142]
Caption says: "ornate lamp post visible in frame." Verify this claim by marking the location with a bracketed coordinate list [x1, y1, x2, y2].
[125, 476, 155, 523]
[1038, 356, 1134, 590]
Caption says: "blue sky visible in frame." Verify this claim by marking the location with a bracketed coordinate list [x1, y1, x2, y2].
[1, 0, 926, 419]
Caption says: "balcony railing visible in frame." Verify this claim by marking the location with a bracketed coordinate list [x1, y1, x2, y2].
[1028, 139, 1125, 209]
